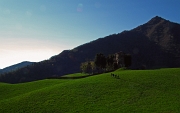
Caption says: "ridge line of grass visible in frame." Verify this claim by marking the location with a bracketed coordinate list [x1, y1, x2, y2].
[0, 80, 70, 103]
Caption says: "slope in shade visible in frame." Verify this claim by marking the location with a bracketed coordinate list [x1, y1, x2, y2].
[0, 61, 34, 74]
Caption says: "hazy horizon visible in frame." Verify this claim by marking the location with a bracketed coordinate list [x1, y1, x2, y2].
[1, 0, 180, 69]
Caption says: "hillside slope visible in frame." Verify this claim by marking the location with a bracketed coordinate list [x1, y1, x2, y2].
[0, 16, 180, 83]
[0, 68, 180, 113]
[0, 61, 34, 74]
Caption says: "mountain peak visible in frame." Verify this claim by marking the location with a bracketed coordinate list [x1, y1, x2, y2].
[152, 16, 164, 20]
[132, 16, 171, 33]
[147, 16, 167, 25]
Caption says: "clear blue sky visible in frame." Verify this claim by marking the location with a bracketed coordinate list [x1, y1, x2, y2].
[0, 0, 180, 68]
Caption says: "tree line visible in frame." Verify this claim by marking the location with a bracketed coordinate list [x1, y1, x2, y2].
[80, 52, 131, 74]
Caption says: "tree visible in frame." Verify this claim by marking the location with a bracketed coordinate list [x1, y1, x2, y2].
[80, 61, 94, 74]
[90, 61, 96, 74]
[94, 53, 106, 72]
[124, 54, 132, 68]
[106, 55, 115, 71]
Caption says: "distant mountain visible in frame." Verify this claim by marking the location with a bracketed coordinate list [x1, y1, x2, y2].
[1, 16, 180, 83]
[0, 61, 34, 74]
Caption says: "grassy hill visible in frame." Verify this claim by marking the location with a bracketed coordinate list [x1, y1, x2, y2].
[0, 68, 180, 113]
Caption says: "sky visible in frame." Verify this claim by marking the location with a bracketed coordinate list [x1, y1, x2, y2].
[0, 0, 180, 69]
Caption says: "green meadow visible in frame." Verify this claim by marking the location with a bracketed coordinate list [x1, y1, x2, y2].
[0, 68, 180, 113]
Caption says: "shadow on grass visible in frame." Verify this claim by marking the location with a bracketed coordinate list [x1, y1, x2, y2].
[47, 71, 115, 80]
[47, 73, 100, 79]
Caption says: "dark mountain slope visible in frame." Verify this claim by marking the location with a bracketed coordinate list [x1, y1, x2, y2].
[133, 16, 180, 50]
[132, 16, 180, 67]
[0, 16, 180, 83]
[0, 61, 34, 74]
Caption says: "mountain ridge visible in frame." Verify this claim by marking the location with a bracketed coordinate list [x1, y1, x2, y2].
[0, 61, 34, 74]
[1, 16, 180, 83]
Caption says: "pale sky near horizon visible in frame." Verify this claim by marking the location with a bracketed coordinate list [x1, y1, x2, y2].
[0, 0, 180, 69]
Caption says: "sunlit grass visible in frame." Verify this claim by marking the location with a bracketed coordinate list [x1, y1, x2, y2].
[0, 68, 180, 113]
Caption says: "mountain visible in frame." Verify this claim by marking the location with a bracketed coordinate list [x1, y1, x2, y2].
[0, 16, 180, 83]
[0, 61, 34, 74]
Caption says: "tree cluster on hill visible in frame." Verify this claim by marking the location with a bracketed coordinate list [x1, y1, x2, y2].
[80, 52, 131, 74]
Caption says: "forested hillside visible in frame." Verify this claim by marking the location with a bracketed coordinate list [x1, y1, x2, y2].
[0, 61, 34, 75]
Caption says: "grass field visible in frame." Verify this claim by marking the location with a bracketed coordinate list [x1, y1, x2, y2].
[0, 68, 180, 113]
